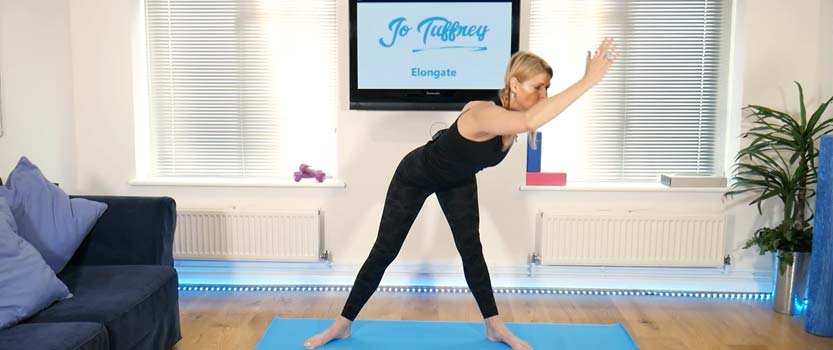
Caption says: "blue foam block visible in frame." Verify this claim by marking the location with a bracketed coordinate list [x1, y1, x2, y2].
[807, 135, 833, 336]
[257, 317, 639, 350]
[527, 131, 542, 172]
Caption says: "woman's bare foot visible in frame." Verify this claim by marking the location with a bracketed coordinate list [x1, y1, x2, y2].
[485, 315, 532, 350]
[303, 316, 352, 349]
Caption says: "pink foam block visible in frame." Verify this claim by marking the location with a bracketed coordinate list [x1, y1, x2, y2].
[525, 172, 567, 186]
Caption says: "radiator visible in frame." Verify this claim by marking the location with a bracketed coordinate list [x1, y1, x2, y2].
[174, 209, 322, 262]
[536, 213, 726, 267]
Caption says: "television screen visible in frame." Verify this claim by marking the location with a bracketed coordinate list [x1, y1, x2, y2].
[350, 0, 519, 110]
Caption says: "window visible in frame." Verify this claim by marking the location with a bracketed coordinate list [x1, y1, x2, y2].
[529, 0, 728, 183]
[143, 0, 337, 179]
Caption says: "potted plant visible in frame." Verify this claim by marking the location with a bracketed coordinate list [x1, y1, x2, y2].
[725, 82, 833, 314]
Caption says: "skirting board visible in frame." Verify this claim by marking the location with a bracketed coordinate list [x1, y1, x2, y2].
[174, 260, 774, 293]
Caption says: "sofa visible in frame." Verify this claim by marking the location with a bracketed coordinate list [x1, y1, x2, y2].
[0, 195, 182, 350]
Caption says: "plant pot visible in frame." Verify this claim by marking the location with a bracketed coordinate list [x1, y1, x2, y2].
[774, 251, 810, 315]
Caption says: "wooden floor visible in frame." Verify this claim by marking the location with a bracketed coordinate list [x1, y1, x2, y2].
[173, 290, 833, 350]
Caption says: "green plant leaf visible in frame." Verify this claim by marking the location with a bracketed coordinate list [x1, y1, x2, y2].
[797, 82, 807, 128]
[746, 105, 799, 130]
[805, 95, 833, 138]
[744, 132, 798, 148]
[813, 119, 833, 138]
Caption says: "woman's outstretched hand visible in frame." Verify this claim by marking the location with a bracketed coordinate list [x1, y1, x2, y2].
[583, 37, 616, 86]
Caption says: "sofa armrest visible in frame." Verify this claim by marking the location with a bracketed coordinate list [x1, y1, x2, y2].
[67, 196, 176, 267]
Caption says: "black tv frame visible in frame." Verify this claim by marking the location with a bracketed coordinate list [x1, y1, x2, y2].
[349, 0, 520, 111]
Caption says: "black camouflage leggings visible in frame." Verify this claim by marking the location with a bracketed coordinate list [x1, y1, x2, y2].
[341, 146, 498, 321]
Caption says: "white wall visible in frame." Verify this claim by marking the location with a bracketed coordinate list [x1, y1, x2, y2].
[0, 0, 76, 190]
[827, 0, 833, 100]
[743, 0, 833, 112]
[2, 0, 832, 288]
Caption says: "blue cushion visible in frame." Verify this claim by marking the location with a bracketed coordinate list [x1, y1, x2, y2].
[26, 265, 180, 350]
[0, 157, 107, 272]
[0, 322, 109, 350]
[0, 197, 71, 329]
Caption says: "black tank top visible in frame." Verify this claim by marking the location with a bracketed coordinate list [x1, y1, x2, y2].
[423, 119, 511, 185]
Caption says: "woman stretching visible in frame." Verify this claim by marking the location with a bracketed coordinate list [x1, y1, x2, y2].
[305, 38, 616, 350]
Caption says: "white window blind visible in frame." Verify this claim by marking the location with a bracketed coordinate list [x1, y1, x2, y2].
[144, 0, 337, 179]
[530, 0, 727, 183]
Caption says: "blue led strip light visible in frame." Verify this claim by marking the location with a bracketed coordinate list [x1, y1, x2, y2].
[178, 284, 779, 301]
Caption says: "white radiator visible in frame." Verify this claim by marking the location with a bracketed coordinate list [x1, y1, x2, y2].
[537, 213, 726, 267]
[174, 209, 322, 262]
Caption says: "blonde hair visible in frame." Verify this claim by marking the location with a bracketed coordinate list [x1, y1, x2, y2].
[498, 51, 552, 150]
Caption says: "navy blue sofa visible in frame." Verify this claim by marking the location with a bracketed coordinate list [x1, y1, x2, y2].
[0, 196, 182, 350]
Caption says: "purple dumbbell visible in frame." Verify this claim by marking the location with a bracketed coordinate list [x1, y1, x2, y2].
[298, 164, 326, 182]
[293, 171, 322, 182]
[293, 171, 306, 182]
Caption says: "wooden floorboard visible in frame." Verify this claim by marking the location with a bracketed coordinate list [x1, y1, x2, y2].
[173, 291, 833, 350]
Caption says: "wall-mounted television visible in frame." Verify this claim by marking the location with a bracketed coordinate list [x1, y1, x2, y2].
[350, 0, 520, 110]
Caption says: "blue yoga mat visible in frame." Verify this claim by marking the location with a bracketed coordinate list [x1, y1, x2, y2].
[257, 317, 639, 350]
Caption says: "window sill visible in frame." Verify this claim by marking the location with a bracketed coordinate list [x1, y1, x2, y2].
[129, 177, 346, 188]
[519, 182, 728, 193]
